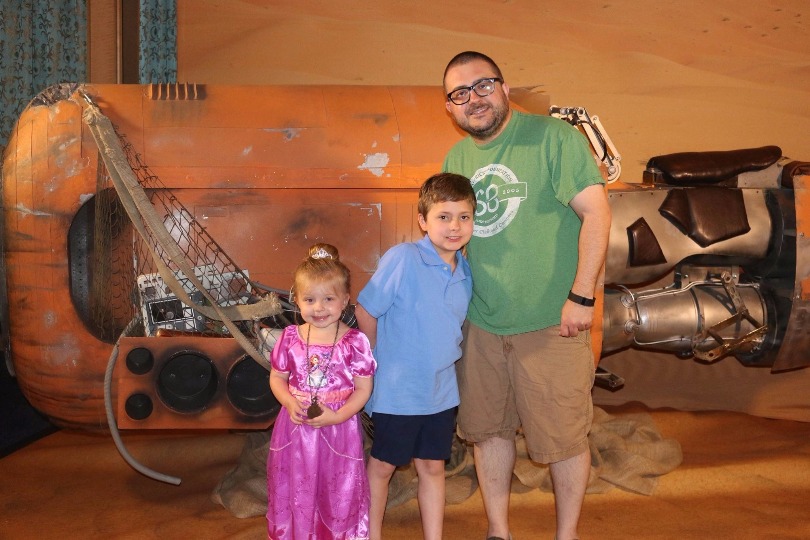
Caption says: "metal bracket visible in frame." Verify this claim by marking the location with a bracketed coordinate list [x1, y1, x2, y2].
[594, 365, 625, 390]
[693, 271, 769, 362]
[549, 106, 622, 183]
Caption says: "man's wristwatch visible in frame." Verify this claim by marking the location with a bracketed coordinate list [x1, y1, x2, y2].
[567, 290, 595, 307]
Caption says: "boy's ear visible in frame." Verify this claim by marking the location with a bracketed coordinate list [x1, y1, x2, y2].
[417, 213, 427, 231]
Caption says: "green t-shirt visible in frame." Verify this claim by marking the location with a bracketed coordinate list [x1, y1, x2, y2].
[443, 111, 604, 335]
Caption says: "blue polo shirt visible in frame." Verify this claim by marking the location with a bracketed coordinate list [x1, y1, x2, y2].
[359, 235, 472, 416]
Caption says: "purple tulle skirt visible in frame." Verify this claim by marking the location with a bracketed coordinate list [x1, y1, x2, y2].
[267, 404, 369, 540]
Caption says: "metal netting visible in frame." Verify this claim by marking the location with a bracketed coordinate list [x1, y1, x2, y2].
[86, 113, 285, 357]
[88, 167, 137, 341]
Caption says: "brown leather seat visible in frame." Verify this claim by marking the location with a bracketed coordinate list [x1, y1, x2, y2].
[644, 146, 781, 185]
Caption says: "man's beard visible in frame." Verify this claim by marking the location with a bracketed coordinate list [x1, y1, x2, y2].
[459, 100, 508, 140]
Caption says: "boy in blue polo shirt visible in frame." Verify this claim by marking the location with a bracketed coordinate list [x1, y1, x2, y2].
[356, 172, 476, 540]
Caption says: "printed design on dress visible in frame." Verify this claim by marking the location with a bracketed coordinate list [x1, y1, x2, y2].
[307, 352, 330, 388]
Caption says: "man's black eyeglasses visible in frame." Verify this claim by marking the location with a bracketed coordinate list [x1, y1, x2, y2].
[446, 78, 503, 105]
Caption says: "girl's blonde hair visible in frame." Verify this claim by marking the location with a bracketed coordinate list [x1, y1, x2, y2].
[292, 243, 351, 300]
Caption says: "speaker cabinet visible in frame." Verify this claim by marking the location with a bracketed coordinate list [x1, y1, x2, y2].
[115, 336, 279, 429]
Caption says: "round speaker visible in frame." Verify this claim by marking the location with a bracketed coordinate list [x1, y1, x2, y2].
[125, 392, 154, 420]
[156, 352, 218, 413]
[226, 357, 280, 417]
[126, 347, 154, 375]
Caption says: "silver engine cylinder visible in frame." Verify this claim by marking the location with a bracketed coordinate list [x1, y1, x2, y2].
[602, 281, 768, 358]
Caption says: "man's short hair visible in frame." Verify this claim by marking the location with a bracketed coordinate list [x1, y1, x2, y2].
[443, 51, 503, 88]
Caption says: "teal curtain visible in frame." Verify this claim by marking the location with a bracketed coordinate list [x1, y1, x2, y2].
[139, 0, 177, 83]
[0, 0, 87, 148]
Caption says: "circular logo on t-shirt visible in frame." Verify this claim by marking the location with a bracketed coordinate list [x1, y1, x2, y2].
[470, 164, 527, 238]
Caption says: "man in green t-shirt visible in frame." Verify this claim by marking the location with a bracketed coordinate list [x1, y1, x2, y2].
[442, 51, 611, 540]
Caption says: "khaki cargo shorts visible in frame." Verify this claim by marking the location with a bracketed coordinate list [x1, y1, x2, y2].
[456, 322, 595, 464]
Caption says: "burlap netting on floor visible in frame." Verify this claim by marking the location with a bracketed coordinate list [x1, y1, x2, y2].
[211, 407, 683, 518]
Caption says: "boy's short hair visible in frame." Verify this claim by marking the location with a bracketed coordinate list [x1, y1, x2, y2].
[418, 172, 476, 218]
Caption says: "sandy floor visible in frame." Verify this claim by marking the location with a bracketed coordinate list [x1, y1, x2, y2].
[2, 403, 809, 539]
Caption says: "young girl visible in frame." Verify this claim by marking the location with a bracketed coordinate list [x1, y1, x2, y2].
[267, 243, 376, 540]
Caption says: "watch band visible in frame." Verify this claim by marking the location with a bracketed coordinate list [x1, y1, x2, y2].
[567, 290, 595, 307]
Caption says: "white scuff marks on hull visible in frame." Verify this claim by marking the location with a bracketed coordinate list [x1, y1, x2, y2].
[346, 202, 382, 219]
[54, 139, 88, 178]
[79, 193, 94, 204]
[43, 310, 57, 328]
[15, 203, 51, 217]
[358, 152, 389, 177]
[51, 331, 83, 371]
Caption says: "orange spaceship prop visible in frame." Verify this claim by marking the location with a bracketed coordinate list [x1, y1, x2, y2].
[2, 83, 809, 482]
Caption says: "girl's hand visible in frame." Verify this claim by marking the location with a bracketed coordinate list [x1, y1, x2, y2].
[284, 397, 307, 424]
[304, 406, 341, 428]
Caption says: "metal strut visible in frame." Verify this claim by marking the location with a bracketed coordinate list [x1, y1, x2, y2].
[550, 106, 622, 183]
[693, 271, 769, 362]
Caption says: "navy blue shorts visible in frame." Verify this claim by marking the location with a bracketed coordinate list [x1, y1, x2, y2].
[369, 407, 457, 467]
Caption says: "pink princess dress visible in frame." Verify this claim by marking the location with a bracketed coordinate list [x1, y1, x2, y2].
[267, 325, 376, 540]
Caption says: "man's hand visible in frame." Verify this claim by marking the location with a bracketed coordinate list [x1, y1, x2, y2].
[560, 300, 594, 337]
